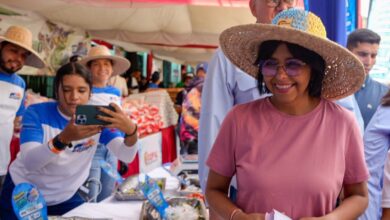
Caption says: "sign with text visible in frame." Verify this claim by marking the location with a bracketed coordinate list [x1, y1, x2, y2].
[138, 132, 163, 173]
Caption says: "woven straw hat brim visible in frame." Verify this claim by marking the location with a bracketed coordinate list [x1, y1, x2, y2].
[220, 24, 365, 100]
[79, 55, 131, 76]
[0, 37, 45, 69]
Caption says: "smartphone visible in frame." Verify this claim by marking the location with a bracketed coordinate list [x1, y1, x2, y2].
[75, 105, 115, 125]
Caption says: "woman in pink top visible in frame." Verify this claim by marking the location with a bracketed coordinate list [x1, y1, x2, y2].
[206, 9, 369, 220]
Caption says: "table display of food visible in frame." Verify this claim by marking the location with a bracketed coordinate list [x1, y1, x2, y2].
[63, 166, 206, 220]
[140, 197, 207, 220]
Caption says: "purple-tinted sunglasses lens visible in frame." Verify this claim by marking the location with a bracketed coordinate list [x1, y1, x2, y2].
[261, 59, 306, 77]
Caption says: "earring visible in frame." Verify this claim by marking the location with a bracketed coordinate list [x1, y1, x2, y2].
[261, 81, 267, 94]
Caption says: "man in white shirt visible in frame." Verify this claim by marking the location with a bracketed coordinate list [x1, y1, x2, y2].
[0, 25, 44, 192]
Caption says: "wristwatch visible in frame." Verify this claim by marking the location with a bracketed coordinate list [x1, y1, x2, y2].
[52, 135, 72, 150]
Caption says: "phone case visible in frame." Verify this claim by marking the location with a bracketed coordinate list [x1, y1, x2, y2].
[75, 105, 115, 125]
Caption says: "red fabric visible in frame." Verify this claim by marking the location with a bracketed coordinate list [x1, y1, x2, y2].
[123, 154, 140, 177]
[161, 126, 177, 163]
[92, 39, 113, 49]
[9, 136, 20, 169]
[122, 126, 177, 177]
[146, 52, 153, 81]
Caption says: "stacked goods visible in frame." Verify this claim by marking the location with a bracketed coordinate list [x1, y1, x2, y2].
[140, 197, 207, 220]
[122, 99, 163, 137]
[122, 90, 179, 137]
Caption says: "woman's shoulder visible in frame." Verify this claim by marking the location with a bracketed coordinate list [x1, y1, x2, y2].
[106, 85, 121, 95]
[322, 99, 357, 121]
[92, 86, 121, 96]
[230, 98, 267, 116]
[27, 101, 57, 112]
[23, 102, 58, 123]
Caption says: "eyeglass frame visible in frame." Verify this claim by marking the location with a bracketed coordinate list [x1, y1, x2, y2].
[259, 58, 308, 77]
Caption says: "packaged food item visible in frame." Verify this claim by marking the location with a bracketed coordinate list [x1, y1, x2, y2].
[12, 183, 47, 220]
[165, 203, 198, 220]
[140, 175, 169, 218]
[177, 173, 202, 196]
[140, 197, 208, 220]
[115, 175, 166, 201]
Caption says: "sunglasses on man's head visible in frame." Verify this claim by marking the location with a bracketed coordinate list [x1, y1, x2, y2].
[260, 58, 307, 77]
[266, 0, 295, 8]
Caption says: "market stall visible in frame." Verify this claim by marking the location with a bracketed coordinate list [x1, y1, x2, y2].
[121, 89, 179, 176]
[63, 167, 179, 219]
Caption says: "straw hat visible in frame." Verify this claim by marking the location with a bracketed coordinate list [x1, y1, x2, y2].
[219, 9, 365, 100]
[0, 25, 45, 68]
[79, 45, 130, 76]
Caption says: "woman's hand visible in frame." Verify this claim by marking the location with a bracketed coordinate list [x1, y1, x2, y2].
[97, 103, 138, 146]
[96, 103, 136, 135]
[58, 116, 102, 144]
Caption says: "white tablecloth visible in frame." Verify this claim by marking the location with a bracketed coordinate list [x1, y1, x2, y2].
[63, 167, 180, 220]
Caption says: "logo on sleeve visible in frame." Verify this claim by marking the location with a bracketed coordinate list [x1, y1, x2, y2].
[72, 139, 96, 152]
[9, 92, 22, 100]
[110, 96, 119, 102]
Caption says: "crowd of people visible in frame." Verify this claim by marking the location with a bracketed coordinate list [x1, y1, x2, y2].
[1, 0, 390, 219]
[0, 23, 208, 219]
[0, 26, 139, 218]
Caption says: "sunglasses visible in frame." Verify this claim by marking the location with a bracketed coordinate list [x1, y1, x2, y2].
[266, 0, 295, 8]
[260, 58, 307, 77]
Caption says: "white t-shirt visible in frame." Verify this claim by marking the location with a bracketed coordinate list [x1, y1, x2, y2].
[89, 86, 121, 106]
[0, 72, 25, 175]
[10, 102, 138, 205]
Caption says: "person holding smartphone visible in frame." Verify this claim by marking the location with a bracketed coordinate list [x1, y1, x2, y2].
[0, 62, 138, 218]
[79, 45, 131, 202]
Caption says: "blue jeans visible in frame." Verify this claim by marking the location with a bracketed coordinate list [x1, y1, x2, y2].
[0, 173, 84, 219]
[87, 144, 117, 202]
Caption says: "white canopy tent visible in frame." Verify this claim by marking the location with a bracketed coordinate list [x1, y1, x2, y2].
[0, 0, 256, 65]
